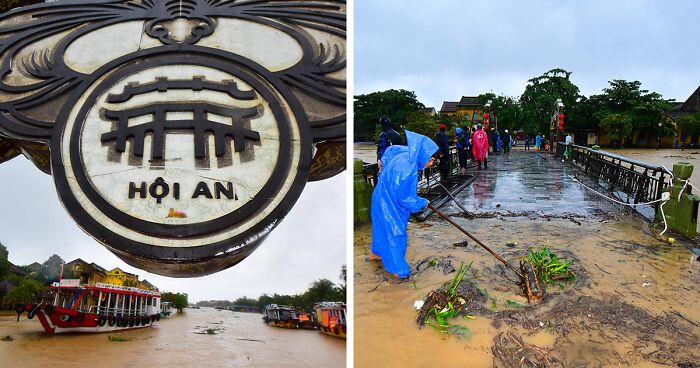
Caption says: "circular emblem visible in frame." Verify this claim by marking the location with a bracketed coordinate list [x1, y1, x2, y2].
[51, 50, 312, 276]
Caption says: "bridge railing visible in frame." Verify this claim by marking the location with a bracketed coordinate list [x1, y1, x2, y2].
[557, 143, 671, 207]
[361, 147, 460, 189]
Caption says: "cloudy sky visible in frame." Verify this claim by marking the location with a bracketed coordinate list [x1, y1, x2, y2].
[0, 156, 346, 303]
[355, 0, 700, 109]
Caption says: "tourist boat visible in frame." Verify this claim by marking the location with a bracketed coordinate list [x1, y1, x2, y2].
[296, 311, 317, 330]
[160, 301, 173, 318]
[262, 304, 299, 328]
[15, 281, 161, 334]
[313, 302, 346, 339]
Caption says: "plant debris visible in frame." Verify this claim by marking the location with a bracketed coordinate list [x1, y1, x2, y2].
[417, 261, 486, 334]
[413, 256, 456, 275]
[492, 332, 554, 367]
[108, 335, 129, 342]
[525, 246, 575, 285]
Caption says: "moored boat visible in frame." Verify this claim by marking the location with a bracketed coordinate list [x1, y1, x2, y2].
[15, 281, 161, 334]
[262, 304, 299, 328]
[160, 301, 173, 318]
[313, 302, 346, 339]
[296, 311, 317, 330]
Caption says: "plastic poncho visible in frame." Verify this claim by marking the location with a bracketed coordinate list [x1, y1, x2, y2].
[370, 130, 439, 278]
[535, 135, 542, 148]
[472, 129, 489, 161]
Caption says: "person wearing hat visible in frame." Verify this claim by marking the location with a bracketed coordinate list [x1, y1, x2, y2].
[454, 127, 469, 172]
[502, 129, 511, 154]
[376, 115, 403, 170]
[434, 124, 451, 180]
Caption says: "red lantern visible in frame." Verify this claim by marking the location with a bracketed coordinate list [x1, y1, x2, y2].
[483, 113, 489, 126]
[557, 114, 564, 131]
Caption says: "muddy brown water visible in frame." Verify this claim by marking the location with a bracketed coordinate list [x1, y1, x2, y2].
[355, 214, 699, 367]
[0, 307, 345, 367]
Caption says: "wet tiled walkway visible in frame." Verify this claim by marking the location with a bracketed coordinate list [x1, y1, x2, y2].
[442, 150, 633, 217]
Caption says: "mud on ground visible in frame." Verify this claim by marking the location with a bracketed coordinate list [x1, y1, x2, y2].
[355, 211, 700, 368]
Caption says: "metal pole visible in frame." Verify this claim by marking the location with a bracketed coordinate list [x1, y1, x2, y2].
[97, 291, 102, 314]
[437, 182, 474, 219]
[428, 204, 524, 279]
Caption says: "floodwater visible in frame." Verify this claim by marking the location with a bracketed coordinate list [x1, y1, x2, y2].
[354, 142, 377, 164]
[0, 307, 345, 368]
[355, 150, 699, 367]
[606, 148, 700, 192]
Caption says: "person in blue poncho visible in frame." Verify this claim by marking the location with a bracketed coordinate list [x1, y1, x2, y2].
[369, 131, 439, 278]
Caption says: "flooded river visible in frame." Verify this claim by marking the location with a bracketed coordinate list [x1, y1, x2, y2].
[355, 150, 699, 367]
[0, 307, 345, 367]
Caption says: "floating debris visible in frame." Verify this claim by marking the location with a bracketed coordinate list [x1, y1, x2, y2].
[492, 332, 554, 367]
[416, 262, 485, 333]
[193, 322, 226, 335]
[237, 338, 264, 343]
[413, 256, 456, 275]
[525, 246, 575, 285]
[107, 335, 129, 342]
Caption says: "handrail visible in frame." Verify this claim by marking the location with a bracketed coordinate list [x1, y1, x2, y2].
[562, 143, 672, 174]
[557, 142, 670, 209]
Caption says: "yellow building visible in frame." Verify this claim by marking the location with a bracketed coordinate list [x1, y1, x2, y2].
[102, 267, 140, 287]
[456, 96, 484, 124]
[64, 259, 106, 285]
[439, 96, 485, 126]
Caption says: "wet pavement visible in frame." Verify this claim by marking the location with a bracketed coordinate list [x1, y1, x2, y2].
[438, 150, 631, 218]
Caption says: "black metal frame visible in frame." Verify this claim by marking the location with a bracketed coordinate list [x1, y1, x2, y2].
[557, 143, 670, 207]
[362, 146, 462, 188]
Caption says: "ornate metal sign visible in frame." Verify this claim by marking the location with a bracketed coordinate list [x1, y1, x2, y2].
[0, 0, 346, 276]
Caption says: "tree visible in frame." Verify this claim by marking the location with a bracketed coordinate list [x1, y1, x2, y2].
[3, 277, 47, 308]
[593, 80, 675, 146]
[675, 111, 700, 144]
[232, 296, 258, 306]
[519, 68, 581, 135]
[487, 95, 521, 132]
[598, 113, 632, 147]
[162, 292, 188, 313]
[404, 111, 438, 137]
[354, 89, 424, 140]
[0, 242, 9, 282]
[299, 279, 342, 311]
[40, 255, 64, 283]
[338, 265, 346, 301]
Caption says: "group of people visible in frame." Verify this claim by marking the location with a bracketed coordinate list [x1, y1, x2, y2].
[376, 117, 493, 177]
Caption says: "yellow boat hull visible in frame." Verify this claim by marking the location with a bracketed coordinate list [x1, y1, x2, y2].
[267, 320, 297, 329]
[319, 326, 346, 339]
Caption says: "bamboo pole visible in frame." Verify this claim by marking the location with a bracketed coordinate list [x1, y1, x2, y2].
[428, 204, 524, 279]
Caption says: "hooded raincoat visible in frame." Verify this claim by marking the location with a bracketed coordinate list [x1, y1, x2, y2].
[472, 129, 489, 161]
[370, 131, 439, 278]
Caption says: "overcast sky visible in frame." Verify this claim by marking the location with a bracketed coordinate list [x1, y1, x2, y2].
[0, 156, 346, 303]
[355, 0, 700, 109]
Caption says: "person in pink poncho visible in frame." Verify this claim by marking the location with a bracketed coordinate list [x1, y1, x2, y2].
[472, 124, 489, 169]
